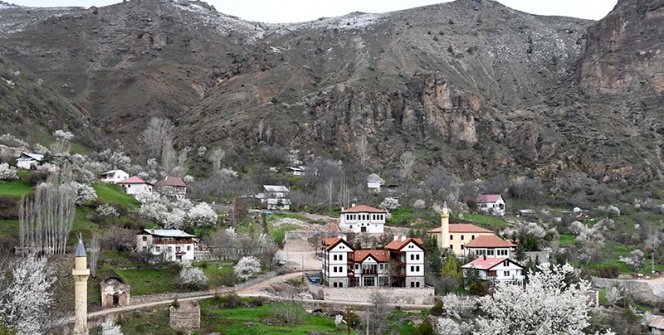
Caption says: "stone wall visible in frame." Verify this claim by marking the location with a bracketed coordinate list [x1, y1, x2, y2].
[305, 279, 435, 305]
[169, 301, 200, 335]
[592, 278, 657, 303]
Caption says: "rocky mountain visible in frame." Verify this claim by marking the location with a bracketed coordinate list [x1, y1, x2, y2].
[0, 0, 662, 190]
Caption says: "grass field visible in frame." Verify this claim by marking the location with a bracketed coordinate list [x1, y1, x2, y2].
[461, 213, 509, 228]
[0, 179, 33, 198]
[112, 266, 180, 296]
[93, 183, 140, 209]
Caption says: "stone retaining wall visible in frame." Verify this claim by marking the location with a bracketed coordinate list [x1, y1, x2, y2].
[305, 278, 435, 305]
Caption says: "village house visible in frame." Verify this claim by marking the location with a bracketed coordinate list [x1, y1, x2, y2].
[136, 229, 197, 262]
[117, 176, 153, 197]
[100, 169, 129, 184]
[259, 185, 291, 210]
[16, 152, 44, 169]
[463, 235, 516, 258]
[644, 314, 664, 334]
[427, 203, 494, 255]
[320, 236, 425, 288]
[461, 256, 524, 285]
[366, 173, 384, 193]
[476, 194, 506, 216]
[339, 204, 386, 233]
[287, 166, 305, 176]
[155, 176, 187, 200]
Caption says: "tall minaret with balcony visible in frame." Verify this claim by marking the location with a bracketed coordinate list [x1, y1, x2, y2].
[72, 238, 90, 335]
[440, 202, 450, 250]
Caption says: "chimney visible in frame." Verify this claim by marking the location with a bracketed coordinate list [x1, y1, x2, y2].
[393, 236, 398, 241]
[401, 236, 406, 241]
[351, 203, 356, 208]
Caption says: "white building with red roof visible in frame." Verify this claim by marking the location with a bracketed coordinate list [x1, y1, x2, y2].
[320, 236, 426, 288]
[461, 256, 524, 285]
[463, 235, 516, 258]
[117, 176, 153, 196]
[136, 229, 197, 262]
[339, 204, 386, 233]
[476, 194, 506, 216]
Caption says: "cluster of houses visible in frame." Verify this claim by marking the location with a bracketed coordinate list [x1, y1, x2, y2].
[318, 199, 524, 289]
[100, 170, 187, 200]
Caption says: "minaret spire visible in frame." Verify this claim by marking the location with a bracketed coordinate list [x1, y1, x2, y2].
[441, 202, 450, 250]
[72, 236, 90, 335]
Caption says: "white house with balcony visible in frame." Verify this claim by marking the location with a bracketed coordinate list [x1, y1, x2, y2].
[463, 235, 516, 258]
[259, 185, 291, 210]
[461, 256, 524, 285]
[100, 170, 129, 184]
[136, 229, 197, 262]
[320, 236, 425, 288]
[339, 205, 386, 233]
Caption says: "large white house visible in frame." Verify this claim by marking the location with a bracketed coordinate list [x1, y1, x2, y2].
[339, 205, 386, 233]
[136, 229, 197, 262]
[476, 194, 506, 216]
[461, 256, 524, 285]
[260, 185, 291, 210]
[100, 170, 129, 183]
[320, 236, 426, 288]
[117, 176, 153, 196]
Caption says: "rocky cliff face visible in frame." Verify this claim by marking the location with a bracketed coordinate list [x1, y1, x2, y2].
[0, 0, 663, 189]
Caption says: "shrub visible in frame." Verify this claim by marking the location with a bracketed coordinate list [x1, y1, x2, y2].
[430, 299, 444, 316]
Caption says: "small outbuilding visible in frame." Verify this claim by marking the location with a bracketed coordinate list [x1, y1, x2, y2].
[100, 276, 131, 308]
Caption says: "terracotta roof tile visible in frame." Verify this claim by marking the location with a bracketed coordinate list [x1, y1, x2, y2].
[341, 205, 385, 213]
[385, 237, 425, 251]
[117, 176, 151, 184]
[461, 257, 509, 270]
[476, 194, 503, 203]
[354, 249, 390, 262]
[155, 176, 186, 187]
[464, 235, 516, 248]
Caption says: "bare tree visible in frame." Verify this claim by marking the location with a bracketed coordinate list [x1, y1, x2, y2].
[399, 151, 416, 179]
[142, 117, 174, 159]
[209, 148, 225, 172]
[364, 291, 391, 335]
[324, 178, 335, 214]
[423, 165, 461, 202]
[19, 171, 76, 255]
[160, 137, 177, 175]
[256, 119, 264, 143]
[355, 134, 368, 167]
[338, 177, 351, 209]
[89, 234, 100, 278]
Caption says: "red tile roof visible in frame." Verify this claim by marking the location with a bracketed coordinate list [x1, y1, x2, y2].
[385, 237, 425, 251]
[464, 235, 516, 248]
[341, 205, 385, 213]
[461, 257, 510, 270]
[155, 176, 186, 187]
[117, 176, 151, 185]
[321, 238, 354, 251]
[354, 249, 390, 262]
[476, 194, 503, 203]
[428, 224, 492, 234]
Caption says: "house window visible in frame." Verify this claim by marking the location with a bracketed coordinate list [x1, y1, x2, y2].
[187, 246, 191, 251]
[461, 245, 464, 250]
[410, 266, 414, 272]
[416, 266, 420, 272]
[450, 235, 453, 240]
[472, 235, 475, 240]
[155, 246, 161, 252]
[504, 271, 510, 276]
[176, 247, 181, 252]
[333, 255, 337, 261]
[355, 264, 359, 270]
[411, 282, 415, 287]
[339, 254, 344, 261]
[333, 282, 338, 287]
[416, 282, 420, 287]
[379, 264, 384, 270]
[461, 235, 464, 241]
[142, 236, 147, 241]
[339, 283, 343, 288]
[503, 260, 509, 267]
[416, 254, 420, 260]
[410, 254, 414, 260]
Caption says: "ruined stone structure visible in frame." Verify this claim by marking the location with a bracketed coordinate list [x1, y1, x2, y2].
[169, 301, 200, 335]
[101, 277, 131, 308]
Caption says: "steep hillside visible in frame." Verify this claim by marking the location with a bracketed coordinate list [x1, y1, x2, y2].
[0, 0, 663, 189]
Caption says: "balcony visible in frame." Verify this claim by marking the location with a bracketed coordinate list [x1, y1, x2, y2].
[152, 239, 195, 245]
[362, 268, 377, 275]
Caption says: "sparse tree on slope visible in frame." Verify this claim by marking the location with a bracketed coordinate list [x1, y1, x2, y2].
[475, 263, 614, 335]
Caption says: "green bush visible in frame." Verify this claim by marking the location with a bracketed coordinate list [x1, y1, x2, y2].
[429, 300, 444, 316]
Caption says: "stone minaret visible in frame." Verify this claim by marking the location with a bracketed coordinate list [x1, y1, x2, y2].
[440, 202, 450, 250]
[72, 238, 90, 335]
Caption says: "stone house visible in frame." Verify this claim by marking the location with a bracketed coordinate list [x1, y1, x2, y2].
[155, 176, 187, 200]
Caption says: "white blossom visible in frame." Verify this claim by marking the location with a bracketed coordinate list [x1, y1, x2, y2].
[379, 197, 400, 211]
[0, 133, 28, 147]
[66, 181, 97, 205]
[0, 254, 56, 335]
[335, 314, 343, 329]
[32, 143, 48, 154]
[0, 163, 19, 180]
[183, 175, 195, 183]
[179, 261, 207, 288]
[52, 130, 74, 141]
[96, 204, 119, 217]
[474, 263, 612, 335]
[186, 202, 217, 227]
[413, 199, 426, 209]
[441, 294, 472, 319]
[234, 256, 261, 281]
[99, 319, 124, 335]
[619, 249, 645, 271]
